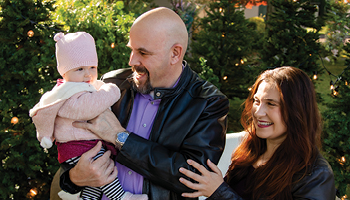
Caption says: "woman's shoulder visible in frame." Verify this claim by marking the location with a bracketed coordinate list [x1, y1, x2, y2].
[291, 153, 336, 199]
[312, 153, 334, 173]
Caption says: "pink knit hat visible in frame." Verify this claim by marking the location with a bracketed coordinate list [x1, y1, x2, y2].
[54, 32, 98, 76]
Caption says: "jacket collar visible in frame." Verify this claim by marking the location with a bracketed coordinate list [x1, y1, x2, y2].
[154, 61, 191, 99]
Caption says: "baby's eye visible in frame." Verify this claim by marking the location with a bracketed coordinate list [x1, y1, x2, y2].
[76, 68, 84, 71]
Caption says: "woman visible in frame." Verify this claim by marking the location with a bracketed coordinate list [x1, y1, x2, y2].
[179, 66, 335, 200]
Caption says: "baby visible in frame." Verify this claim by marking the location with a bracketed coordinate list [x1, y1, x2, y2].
[30, 32, 147, 200]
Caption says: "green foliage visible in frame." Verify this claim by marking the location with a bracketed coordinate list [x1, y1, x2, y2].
[197, 57, 221, 88]
[0, 0, 61, 198]
[322, 42, 350, 198]
[260, 0, 326, 75]
[323, 0, 350, 63]
[248, 16, 265, 34]
[0, 0, 136, 198]
[187, 0, 261, 100]
[323, 46, 350, 197]
[52, 0, 135, 76]
[171, 0, 200, 33]
[122, 0, 156, 16]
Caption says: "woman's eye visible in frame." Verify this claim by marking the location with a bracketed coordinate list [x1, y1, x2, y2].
[268, 102, 276, 106]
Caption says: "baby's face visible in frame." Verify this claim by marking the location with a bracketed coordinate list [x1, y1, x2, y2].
[62, 66, 98, 85]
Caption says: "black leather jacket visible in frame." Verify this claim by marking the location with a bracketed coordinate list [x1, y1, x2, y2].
[60, 63, 230, 200]
[208, 152, 336, 200]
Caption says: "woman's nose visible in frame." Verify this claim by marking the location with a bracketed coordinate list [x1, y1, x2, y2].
[254, 104, 266, 117]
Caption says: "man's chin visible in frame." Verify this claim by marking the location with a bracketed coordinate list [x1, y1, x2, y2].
[132, 80, 153, 94]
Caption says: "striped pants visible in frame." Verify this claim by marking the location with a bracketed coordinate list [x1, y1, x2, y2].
[65, 147, 125, 200]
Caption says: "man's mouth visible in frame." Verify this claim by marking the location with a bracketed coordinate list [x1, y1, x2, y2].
[132, 66, 149, 80]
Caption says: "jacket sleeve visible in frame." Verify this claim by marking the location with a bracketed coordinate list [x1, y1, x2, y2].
[117, 95, 230, 194]
[292, 162, 336, 200]
[207, 182, 245, 200]
[58, 83, 120, 120]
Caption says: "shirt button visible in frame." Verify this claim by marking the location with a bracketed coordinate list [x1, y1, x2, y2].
[156, 92, 161, 97]
[151, 101, 154, 105]
[143, 123, 147, 127]
[128, 171, 132, 175]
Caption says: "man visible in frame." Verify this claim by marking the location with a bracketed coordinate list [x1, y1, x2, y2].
[59, 7, 229, 200]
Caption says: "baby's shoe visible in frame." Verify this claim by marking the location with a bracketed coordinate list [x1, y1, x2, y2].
[122, 191, 148, 200]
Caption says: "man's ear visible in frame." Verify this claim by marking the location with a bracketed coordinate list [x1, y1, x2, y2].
[170, 44, 183, 65]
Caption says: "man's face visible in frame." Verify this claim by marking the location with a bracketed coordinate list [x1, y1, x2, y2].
[127, 25, 172, 94]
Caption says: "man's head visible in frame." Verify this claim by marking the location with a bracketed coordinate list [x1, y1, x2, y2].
[127, 7, 188, 94]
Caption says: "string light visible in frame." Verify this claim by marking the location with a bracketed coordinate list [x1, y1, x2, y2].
[110, 43, 115, 48]
[313, 71, 318, 80]
[11, 117, 19, 124]
[223, 76, 228, 80]
[330, 80, 335, 90]
[319, 54, 349, 97]
[248, 87, 252, 91]
[341, 156, 346, 163]
[28, 188, 38, 198]
[240, 59, 244, 64]
[333, 88, 339, 96]
[341, 194, 347, 200]
[27, 30, 34, 37]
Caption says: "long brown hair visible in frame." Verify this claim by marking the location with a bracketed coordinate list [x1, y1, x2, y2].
[226, 66, 322, 199]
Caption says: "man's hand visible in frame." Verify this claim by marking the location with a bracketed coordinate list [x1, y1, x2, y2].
[69, 141, 118, 187]
[73, 109, 125, 145]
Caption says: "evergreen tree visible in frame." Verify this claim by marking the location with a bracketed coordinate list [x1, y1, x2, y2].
[53, 0, 135, 76]
[0, 0, 61, 198]
[322, 42, 350, 198]
[323, 0, 350, 63]
[187, 0, 260, 99]
[260, 0, 326, 75]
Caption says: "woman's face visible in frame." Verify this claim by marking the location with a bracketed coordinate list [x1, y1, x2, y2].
[252, 81, 287, 144]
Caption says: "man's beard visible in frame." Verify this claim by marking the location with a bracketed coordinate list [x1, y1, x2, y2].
[131, 66, 153, 94]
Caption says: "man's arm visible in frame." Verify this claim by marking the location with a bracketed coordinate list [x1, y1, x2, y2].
[69, 96, 229, 194]
[59, 141, 118, 192]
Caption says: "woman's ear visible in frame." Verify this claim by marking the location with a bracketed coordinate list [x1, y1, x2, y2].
[170, 44, 183, 65]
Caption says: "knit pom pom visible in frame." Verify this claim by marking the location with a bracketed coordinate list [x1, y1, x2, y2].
[54, 32, 65, 42]
[40, 136, 53, 148]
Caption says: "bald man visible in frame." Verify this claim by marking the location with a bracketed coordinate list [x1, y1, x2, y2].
[60, 7, 229, 200]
